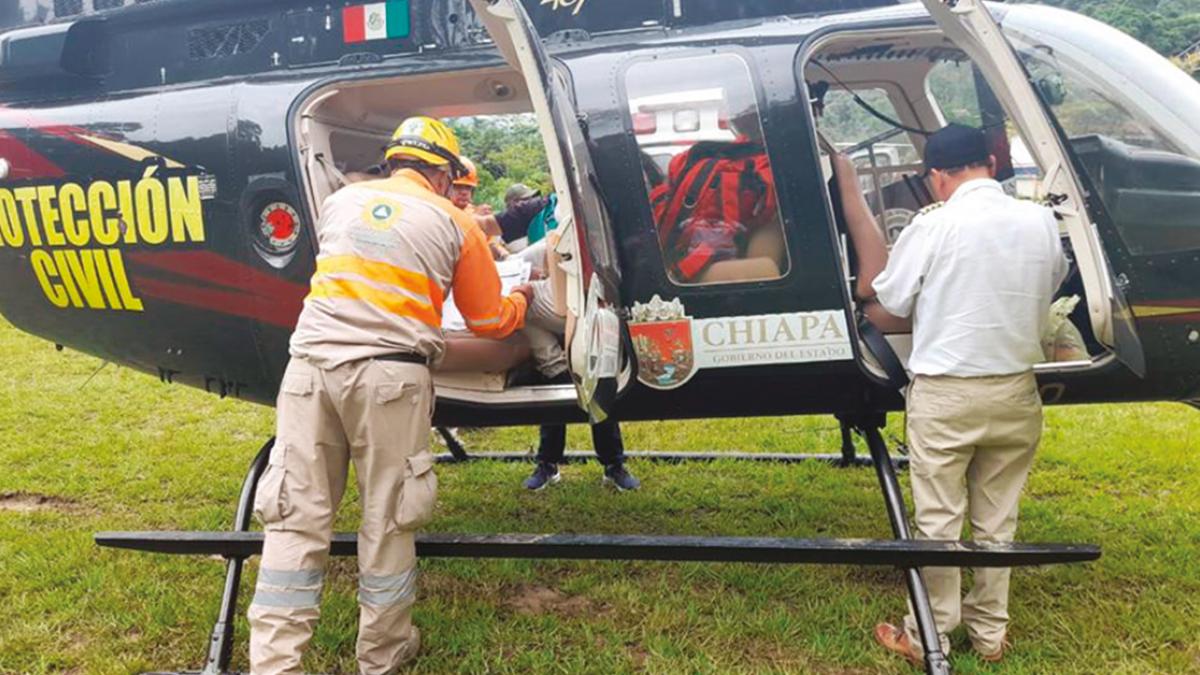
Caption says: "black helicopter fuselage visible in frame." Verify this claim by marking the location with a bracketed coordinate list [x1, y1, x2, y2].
[0, 0, 1197, 427]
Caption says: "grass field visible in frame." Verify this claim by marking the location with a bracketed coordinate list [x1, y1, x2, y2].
[1, 316, 1199, 674]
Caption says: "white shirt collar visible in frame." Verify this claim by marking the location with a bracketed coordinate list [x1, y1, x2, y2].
[947, 178, 1002, 204]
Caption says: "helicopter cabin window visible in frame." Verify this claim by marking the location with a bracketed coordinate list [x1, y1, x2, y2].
[624, 53, 789, 285]
[1005, 27, 1200, 256]
[803, 32, 1106, 368]
[821, 87, 915, 195]
[925, 60, 1045, 201]
[816, 85, 922, 245]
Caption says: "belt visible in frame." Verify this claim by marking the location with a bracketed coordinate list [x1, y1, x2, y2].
[375, 352, 429, 366]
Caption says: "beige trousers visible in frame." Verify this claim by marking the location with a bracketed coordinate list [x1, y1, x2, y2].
[902, 371, 1042, 656]
[524, 278, 567, 378]
[248, 356, 437, 675]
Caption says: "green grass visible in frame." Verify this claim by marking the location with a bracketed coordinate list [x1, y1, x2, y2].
[1, 316, 1198, 674]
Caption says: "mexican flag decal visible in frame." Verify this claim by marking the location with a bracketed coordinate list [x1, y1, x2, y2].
[343, 1, 410, 43]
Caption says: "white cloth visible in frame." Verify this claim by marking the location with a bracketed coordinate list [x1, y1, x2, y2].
[514, 239, 548, 275]
[441, 259, 531, 332]
[872, 179, 1068, 377]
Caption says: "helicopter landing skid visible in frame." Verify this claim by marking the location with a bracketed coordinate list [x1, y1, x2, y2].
[433, 449, 905, 467]
[433, 418, 899, 468]
[97, 423, 1097, 675]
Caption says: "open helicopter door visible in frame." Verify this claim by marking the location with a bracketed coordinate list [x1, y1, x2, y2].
[917, 0, 1146, 376]
[469, 0, 627, 420]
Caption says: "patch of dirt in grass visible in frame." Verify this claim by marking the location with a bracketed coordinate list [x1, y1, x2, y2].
[627, 643, 649, 669]
[504, 584, 604, 618]
[0, 491, 79, 513]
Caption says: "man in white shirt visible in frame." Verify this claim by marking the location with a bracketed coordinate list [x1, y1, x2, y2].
[866, 124, 1068, 664]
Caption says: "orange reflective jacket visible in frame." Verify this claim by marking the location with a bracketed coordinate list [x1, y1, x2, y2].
[290, 169, 526, 368]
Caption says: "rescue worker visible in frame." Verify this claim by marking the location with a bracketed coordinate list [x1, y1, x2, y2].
[247, 116, 531, 674]
[863, 124, 1068, 664]
[449, 156, 480, 213]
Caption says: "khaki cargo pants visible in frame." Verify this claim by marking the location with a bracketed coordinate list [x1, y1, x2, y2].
[248, 356, 438, 675]
[902, 371, 1042, 657]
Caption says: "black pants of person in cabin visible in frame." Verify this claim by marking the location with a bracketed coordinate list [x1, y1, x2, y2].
[535, 419, 625, 466]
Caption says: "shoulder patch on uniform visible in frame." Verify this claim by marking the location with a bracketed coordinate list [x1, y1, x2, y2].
[363, 197, 403, 231]
[917, 201, 945, 216]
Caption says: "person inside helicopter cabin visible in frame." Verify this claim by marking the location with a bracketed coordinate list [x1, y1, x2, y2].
[472, 182, 555, 254]
[860, 124, 1069, 665]
[650, 107, 786, 284]
[448, 156, 481, 213]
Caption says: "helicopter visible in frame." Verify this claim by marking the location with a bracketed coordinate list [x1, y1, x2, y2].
[0, 0, 1197, 672]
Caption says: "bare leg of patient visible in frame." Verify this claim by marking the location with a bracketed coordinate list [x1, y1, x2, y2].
[746, 224, 787, 272]
[438, 334, 532, 373]
[698, 258, 779, 283]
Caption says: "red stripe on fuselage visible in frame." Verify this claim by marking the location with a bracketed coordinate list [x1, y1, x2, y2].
[0, 131, 65, 179]
[125, 251, 308, 329]
[126, 251, 308, 300]
[132, 276, 303, 329]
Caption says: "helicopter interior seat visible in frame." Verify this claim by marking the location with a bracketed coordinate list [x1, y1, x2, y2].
[294, 66, 574, 393]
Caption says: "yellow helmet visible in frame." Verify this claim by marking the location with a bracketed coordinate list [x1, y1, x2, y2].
[385, 116, 466, 177]
[453, 157, 479, 188]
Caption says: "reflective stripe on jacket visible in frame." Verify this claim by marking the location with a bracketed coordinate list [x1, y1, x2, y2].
[290, 169, 527, 368]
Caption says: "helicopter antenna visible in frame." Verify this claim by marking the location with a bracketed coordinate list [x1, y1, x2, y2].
[79, 360, 110, 390]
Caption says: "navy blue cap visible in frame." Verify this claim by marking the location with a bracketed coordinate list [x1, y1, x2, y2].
[923, 123, 989, 172]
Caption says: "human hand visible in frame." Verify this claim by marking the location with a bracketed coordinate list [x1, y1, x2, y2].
[475, 204, 494, 216]
[489, 237, 510, 260]
[510, 283, 535, 305]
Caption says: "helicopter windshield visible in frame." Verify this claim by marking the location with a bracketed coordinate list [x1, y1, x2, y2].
[1001, 5, 1200, 255]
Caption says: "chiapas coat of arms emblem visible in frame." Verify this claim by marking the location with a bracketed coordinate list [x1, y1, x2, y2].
[628, 295, 696, 390]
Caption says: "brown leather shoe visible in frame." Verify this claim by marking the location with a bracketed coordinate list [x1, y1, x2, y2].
[976, 635, 1011, 663]
[874, 622, 922, 666]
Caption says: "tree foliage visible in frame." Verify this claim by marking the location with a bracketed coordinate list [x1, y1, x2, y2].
[1039, 0, 1200, 58]
[448, 116, 552, 212]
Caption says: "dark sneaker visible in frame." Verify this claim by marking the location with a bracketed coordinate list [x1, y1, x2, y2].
[523, 462, 561, 490]
[602, 464, 641, 491]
